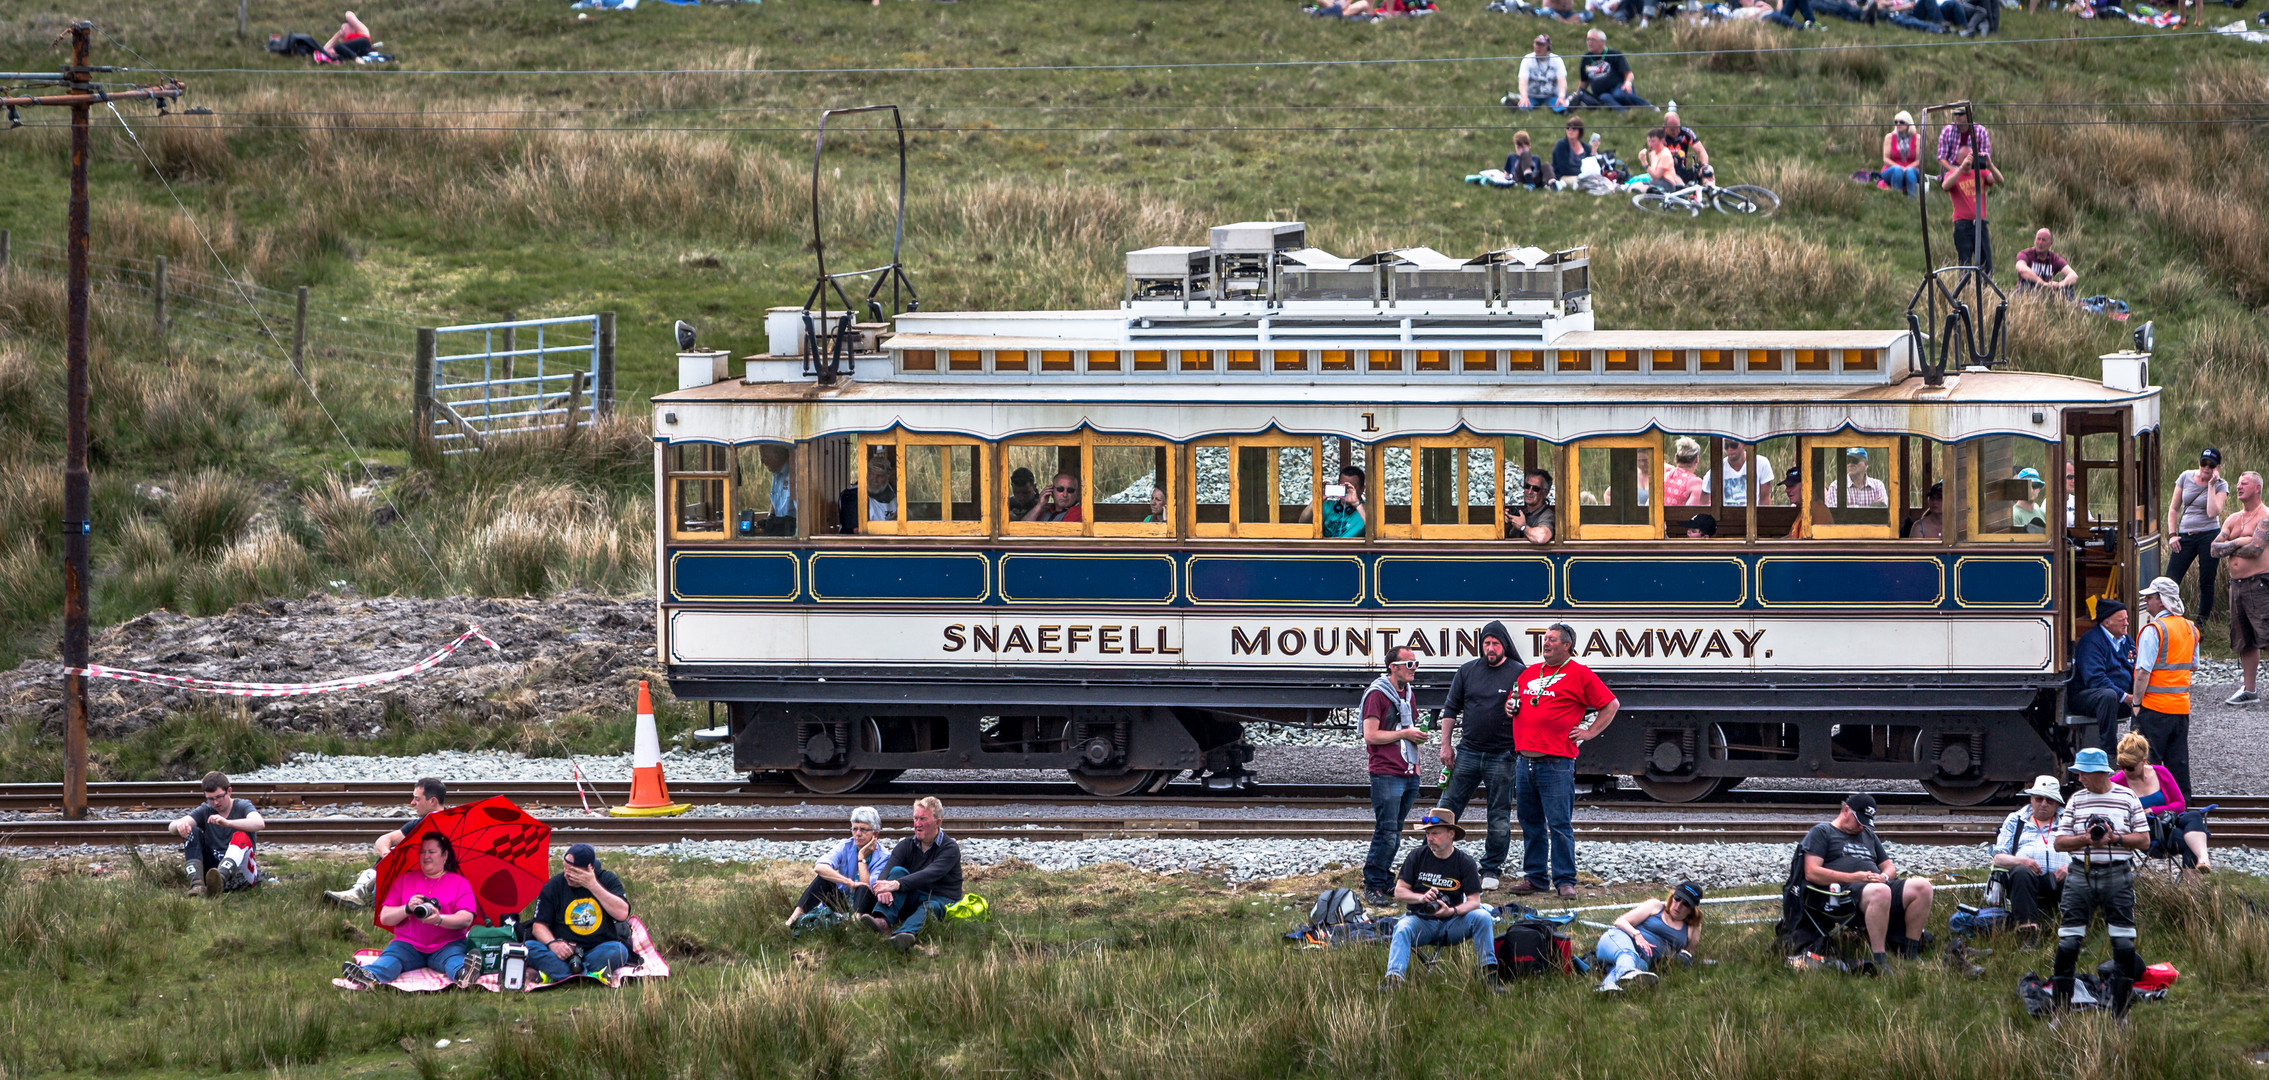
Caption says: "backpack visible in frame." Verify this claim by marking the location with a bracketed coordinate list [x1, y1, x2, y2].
[1950, 906, 2013, 938]
[1494, 912, 1577, 976]
[1286, 888, 1382, 948]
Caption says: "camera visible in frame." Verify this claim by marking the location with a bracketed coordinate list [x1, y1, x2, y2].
[2085, 815, 2114, 845]
[1325, 483, 1348, 499]
[407, 899, 437, 920]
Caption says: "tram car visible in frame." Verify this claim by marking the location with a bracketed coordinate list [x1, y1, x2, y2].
[651, 222, 2163, 805]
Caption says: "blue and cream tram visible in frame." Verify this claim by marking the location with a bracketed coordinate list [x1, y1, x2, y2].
[651, 222, 2164, 805]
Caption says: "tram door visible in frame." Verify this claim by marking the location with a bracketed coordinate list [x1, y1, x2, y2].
[2063, 409, 2141, 652]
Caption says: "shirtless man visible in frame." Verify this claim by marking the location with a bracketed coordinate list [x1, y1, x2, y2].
[2211, 470, 2269, 705]
[1642, 128, 1680, 193]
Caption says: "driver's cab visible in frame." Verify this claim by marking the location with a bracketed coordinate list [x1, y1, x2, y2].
[2061, 407, 2159, 658]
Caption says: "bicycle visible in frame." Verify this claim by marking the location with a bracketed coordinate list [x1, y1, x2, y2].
[1630, 179, 1781, 218]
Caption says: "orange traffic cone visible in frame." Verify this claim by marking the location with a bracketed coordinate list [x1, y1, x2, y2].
[609, 681, 689, 817]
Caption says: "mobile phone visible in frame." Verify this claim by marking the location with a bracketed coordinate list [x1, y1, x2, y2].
[1325, 484, 1348, 498]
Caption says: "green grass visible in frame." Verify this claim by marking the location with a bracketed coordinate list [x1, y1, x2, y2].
[2, 854, 2267, 1077]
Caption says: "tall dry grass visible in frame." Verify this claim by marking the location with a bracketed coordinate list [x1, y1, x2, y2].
[1596, 231, 1897, 330]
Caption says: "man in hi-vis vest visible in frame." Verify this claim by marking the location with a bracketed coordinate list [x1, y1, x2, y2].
[2130, 577, 2198, 798]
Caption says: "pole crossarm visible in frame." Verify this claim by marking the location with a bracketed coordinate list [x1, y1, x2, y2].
[1, 80, 182, 108]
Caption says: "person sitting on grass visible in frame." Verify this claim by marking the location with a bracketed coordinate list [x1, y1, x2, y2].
[788, 805, 891, 929]
[865, 796, 963, 952]
[1552, 118, 1590, 182]
[327, 776, 444, 908]
[528, 844, 635, 983]
[318, 11, 374, 62]
[169, 771, 264, 897]
[2014, 228, 2080, 300]
[1380, 809, 1502, 993]
[340, 833, 481, 990]
[1879, 111, 1923, 196]
[2113, 732, 2212, 873]
[1990, 775, 2070, 935]
[1505, 131, 1555, 189]
[1594, 881, 1704, 992]
[1506, 35, 1570, 113]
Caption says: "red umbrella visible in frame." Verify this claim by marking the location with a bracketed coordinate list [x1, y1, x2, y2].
[372, 796, 553, 928]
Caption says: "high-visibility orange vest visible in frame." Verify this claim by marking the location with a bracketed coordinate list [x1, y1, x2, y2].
[2139, 614, 2197, 715]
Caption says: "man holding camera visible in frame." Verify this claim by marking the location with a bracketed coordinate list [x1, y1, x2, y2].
[1380, 809, 1501, 993]
[2050, 747, 2150, 1021]
[1302, 465, 1367, 539]
[527, 843, 634, 983]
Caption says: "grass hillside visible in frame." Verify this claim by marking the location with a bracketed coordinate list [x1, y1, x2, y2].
[2, 0, 2266, 675]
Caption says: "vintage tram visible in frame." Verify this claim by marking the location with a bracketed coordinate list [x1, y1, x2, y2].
[651, 223, 2163, 805]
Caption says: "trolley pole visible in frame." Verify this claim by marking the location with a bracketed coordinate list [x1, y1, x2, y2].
[3, 24, 184, 819]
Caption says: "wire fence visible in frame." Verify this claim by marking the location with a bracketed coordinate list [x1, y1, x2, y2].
[5, 236, 435, 378]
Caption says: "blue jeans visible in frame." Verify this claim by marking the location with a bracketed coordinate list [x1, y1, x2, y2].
[1880, 165, 1921, 195]
[1593, 926, 1650, 987]
[1514, 754, 1578, 887]
[528, 939, 633, 981]
[359, 938, 469, 983]
[1366, 774, 1422, 893]
[874, 867, 950, 937]
[1386, 910, 1498, 978]
[1439, 749, 1515, 875]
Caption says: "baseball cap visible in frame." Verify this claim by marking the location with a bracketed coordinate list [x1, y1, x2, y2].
[565, 843, 599, 869]
[1843, 792, 1877, 826]
[2201, 447, 2222, 465]
[2014, 467, 2043, 483]
[1674, 881, 1706, 907]
[1534, 33, 1552, 45]
[1781, 466, 1802, 486]
[1845, 447, 1869, 460]
[2070, 748, 2114, 775]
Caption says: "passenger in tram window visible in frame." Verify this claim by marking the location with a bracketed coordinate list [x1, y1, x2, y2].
[1024, 471, 1083, 523]
[1007, 467, 1041, 522]
[2009, 467, 2048, 532]
[1301, 466, 1368, 538]
[1822, 447, 1888, 509]
[1702, 441, 1771, 508]
[1903, 481, 1944, 539]
[865, 452, 898, 524]
[1779, 468, 1807, 537]
[746, 445, 796, 537]
[1681, 513, 1717, 539]
[1664, 437, 1710, 507]
[2065, 460, 2079, 528]
[1505, 468, 1556, 543]
[1143, 486, 1168, 524]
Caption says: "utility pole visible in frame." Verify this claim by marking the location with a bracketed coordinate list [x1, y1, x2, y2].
[2, 25, 183, 819]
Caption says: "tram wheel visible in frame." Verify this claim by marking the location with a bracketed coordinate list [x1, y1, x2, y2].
[1920, 779, 2009, 806]
[1069, 769, 1160, 798]
[1631, 775, 1726, 804]
[791, 717, 884, 795]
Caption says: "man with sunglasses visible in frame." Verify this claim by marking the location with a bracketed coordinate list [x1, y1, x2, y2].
[1511, 624, 1619, 898]
[1504, 468, 1556, 544]
[1022, 471, 1083, 523]
[1361, 645, 1429, 907]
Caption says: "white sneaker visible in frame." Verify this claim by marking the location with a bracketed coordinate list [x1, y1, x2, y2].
[325, 867, 378, 908]
[1596, 974, 1624, 993]
[1621, 970, 1660, 990]
[1481, 876, 1502, 891]
[2226, 689, 2259, 706]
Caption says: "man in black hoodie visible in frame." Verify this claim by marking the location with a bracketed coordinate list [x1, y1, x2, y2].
[1435, 621, 1526, 891]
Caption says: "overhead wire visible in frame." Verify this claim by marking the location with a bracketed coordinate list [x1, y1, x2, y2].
[68, 99, 2269, 118]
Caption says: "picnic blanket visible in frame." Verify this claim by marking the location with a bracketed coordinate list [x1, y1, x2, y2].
[331, 917, 670, 992]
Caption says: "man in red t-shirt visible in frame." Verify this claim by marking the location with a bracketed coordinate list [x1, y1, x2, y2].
[1361, 646, 1428, 906]
[1508, 624, 1620, 898]
[1944, 149, 2001, 278]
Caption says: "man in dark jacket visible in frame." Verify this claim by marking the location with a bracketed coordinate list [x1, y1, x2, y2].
[1551, 118, 1589, 182]
[2068, 600, 2136, 751]
[1572, 30, 1651, 113]
[1436, 621, 1526, 891]
[867, 796, 963, 951]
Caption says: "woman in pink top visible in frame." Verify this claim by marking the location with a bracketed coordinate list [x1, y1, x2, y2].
[341, 833, 483, 988]
[1662, 438, 1710, 508]
[1879, 111, 1922, 197]
[2114, 732, 2212, 872]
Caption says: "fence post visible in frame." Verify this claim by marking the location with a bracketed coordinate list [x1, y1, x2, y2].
[0, 229, 10, 274]
[291, 285, 308, 378]
[413, 327, 437, 458]
[152, 256, 168, 343]
[237, 0, 248, 39]
[563, 370, 585, 443]
[595, 310, 616, 417]
[499, 325, 515, 385]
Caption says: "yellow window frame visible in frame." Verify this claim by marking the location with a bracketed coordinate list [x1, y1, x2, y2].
[666, 442, 730, 541]
[1189, 434, 1322, 540]
[1561, 436, 1662, 541]
[1801, 435, 1901, 540]
[1961, 439, 2055, 545]
[1090, 433, 1176, 538]
[857, 431, 990, 537]
[1000, 434, 1089, 538]
[1375, 434, 1504, 540]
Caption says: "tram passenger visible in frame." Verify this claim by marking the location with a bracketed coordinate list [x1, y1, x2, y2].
[1903, 481, 1945, 539]
[1505, 468, 1556, 543]
[1680, 513, 1717, 538]
[1144, 486, 1168, 524]
[528, 844, 635, 983]
[2115, 733, 2213, 873]
[1362, 646, 1426, 906]
[1990, 775, 2069, 933]
[1799, 793, 1935, 972]
[788, 805, 891, 929]
[1822, 448, 1888, 509]
[1438, 621, 1528, 890]
[327, 776, 446, 908]
[2010, 468, 2049, 532]
[1007, 468, 1041, 521]
[756, 445, 796, 535]
[2131, 576, 2199, 799]
[2068, 600, 2136, 752]
[1701, 442, 1770, 507]
[841, 451, 896, 533]
[1300, 465, 1368, 538]
[1510, 624, 1618, 899]
[169, 771, 264, 897]
[1024, 472, 1083, 523]
[1379, 809, 1502, 993]
[1594, 881, 1704, 992]
[1664, 437, 1709, 506]
[866, 796, 963, 952]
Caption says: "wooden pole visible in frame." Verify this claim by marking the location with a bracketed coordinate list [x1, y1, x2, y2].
[60, 24, 93, 822]
[413, 327, 437, 458]
[595, 311, 616, 416]
[291, 285, 308, 378]
[152, 255, 168, 340]
[498, 325, 515, 385]
[237, 0, 248, 40]
[0, 228, 10, 273]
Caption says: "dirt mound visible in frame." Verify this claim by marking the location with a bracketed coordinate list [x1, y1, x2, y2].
[0, 591, 658, 736]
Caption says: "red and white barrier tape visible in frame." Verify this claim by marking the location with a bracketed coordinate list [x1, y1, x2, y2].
[64, 626, 501, 698]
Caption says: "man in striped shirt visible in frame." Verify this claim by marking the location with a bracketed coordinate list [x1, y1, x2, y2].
[2049, 747, 2149, 1020]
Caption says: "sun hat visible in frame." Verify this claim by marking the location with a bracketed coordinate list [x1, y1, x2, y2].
[1407, 807, 1467, 840]
[2070, 748, 2115, 774]
[2019, 775, 2064, 803]
[2138, 575, 2185, 616]
[2013, 467, 2042, 483]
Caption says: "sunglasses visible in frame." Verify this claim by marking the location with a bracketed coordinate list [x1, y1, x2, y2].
[1523, 483, 1546, 492]
[1390, 659, 1420, 670]
[1052, 485, 1076, 493]
[1418, 814, 1452, 827]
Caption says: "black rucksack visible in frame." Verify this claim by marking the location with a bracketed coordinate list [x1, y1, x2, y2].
[1494, 917, 1576, 976]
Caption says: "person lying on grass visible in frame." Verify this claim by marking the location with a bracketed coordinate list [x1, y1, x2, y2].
[340, 833, 481, 990]
[1594, 881, 1704, 992]
[527, 843, 635, 983]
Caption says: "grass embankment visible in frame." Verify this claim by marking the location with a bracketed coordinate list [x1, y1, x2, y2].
[2, 855, 2267, 1078]
[2, 2, 2266, 746]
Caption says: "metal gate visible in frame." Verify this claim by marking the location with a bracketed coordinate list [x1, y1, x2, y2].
[413, 313, 616, 453]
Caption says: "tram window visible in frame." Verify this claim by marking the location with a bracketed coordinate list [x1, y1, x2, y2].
[905, 443, 982, 524]
[1378, 444, 1412, 529]
[1003, 439, 1084, 535]
[2076, 432, 2121, 527]
[1191, 437, 1322, 538]
[1663, 434, 1754, 540]
[806, 434, 856, 535]
[1318, 438, 1372, 539]
[667, 443, 728, 540]
[1751, 436, 1804, 538]
[1194, 445, 1231, 526]
[856, 432, 988, 536]
[730, 444, 797, 538]
[1805, 437, 1898, 539]
[1895, 437, 1949, 540]
[1965, 435, 2054, 542]
[1376, 437, 1500, 539]
[1091, 437, 1174, 537]
[1565, 437, 1659, 540]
